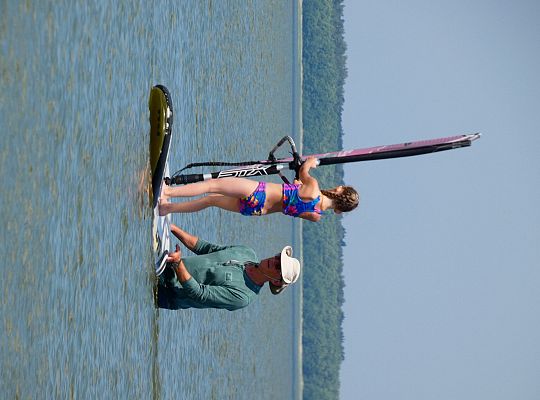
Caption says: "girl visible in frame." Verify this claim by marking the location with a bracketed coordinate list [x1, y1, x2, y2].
[159, 157, 359, 222]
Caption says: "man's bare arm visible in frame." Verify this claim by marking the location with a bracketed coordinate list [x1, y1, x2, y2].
[173, 260, 192, 283]
[170, 224, 198, 252]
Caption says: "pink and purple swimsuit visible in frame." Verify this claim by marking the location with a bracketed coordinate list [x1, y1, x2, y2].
[239, 182, 267, 216]
[282, 183, 321, 217]
[238, 182, 321, 217]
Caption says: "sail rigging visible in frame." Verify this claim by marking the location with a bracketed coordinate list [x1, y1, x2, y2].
[167, 133, 481, 185]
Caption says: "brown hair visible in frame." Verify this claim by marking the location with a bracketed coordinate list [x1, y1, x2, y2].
[321, 186, 359, 212]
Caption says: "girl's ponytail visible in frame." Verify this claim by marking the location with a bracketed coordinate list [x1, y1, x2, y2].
[321, 186, 359, 212]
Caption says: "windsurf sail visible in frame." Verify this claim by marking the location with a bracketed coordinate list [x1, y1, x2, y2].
[167, 133, 481, 185]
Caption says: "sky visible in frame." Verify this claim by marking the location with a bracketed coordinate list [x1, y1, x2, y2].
[340, 1, 540, 399]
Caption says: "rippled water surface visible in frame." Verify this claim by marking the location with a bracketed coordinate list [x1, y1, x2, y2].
[1, 1, 300, 398]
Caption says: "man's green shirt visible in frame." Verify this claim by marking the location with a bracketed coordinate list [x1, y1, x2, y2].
[158, 239, 262, 310]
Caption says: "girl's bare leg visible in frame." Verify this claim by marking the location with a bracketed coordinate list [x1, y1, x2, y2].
[161, 178, 259, 200]
[159, 194, 239, 216]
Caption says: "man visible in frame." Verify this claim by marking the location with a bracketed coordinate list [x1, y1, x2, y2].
[157, 224, 301, 311]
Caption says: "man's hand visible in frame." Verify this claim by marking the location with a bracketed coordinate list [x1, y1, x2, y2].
[166, 244, 192, 283]
[167, 244, 182, 263]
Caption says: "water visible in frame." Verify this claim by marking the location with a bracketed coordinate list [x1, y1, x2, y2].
[0, 1, 301, 398]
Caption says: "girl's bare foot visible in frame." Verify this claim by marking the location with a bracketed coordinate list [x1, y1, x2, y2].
[158, 197, 170, 216]
[160, 184, 172, 201]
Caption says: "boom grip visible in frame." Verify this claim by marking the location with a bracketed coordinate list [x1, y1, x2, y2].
[170, 174, 204, 185]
